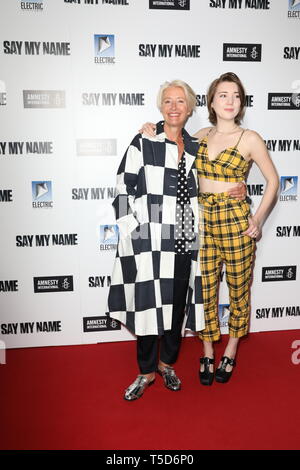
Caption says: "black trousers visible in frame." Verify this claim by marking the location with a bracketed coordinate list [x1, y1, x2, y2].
[137, 254, 191, 374]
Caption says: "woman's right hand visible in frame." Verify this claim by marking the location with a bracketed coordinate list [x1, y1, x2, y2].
[242, 215, 261, 239]
[139, 122, 156, 136]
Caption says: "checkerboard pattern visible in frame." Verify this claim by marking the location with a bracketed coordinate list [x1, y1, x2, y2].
[107, 121, 205, 336]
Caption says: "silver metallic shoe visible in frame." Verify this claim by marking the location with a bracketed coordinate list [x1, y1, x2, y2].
[124, 375, 155, 401]
[157, 365, 181, 391]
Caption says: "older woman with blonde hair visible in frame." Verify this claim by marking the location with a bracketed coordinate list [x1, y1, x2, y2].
[107, 79, 246, 400]
[107, 80, 206, 400]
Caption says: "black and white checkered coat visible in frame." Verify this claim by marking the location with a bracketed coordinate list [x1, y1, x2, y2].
[107, 121, 204, 336]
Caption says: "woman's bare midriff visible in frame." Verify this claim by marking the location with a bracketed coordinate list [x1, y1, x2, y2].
[199, 177, 243, 194]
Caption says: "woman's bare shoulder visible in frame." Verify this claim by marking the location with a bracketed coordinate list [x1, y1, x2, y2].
[243, 128, 263, 140]
[243, 129, 265, 147]
[193, 126, 214, 140]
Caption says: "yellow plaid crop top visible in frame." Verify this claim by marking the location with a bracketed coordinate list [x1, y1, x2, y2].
[196, 129, 250, 182]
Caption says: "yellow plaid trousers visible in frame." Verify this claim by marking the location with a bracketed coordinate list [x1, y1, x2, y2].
[198, 192, 255, 342]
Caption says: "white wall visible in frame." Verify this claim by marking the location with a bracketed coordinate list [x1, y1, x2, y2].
[0, 0, 299, 348]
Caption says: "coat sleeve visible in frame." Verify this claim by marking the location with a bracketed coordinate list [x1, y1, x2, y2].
[112, 134, 143, 238]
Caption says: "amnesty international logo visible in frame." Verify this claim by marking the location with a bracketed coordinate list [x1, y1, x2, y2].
[149, 0, 190, 10]
[83, 316, 121, 333]
[94, 34, 115, 64]
[223, 43, 262, 62]
[33, 276, 74, 293]
[23, 90, 65, 108]
[262, 266, 297, 282]
[268, 92, 300, 110]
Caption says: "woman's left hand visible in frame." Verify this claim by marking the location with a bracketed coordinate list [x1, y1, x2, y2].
[242, 216, 260, 239]
[228, 182, 247, 201]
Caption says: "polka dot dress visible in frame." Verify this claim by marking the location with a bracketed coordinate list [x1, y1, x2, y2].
[175, 153, 195, 254]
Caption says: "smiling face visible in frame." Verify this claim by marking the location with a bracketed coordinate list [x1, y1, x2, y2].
[161, 86, 190, 130]
[212, 81, 241, 123]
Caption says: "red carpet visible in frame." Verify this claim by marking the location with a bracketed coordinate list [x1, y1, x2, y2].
[1, 330, 300, 450]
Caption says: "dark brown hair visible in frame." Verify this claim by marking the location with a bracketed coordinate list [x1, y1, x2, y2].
[207, 72, 246, 125]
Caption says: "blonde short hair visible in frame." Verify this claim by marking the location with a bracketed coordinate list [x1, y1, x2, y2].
[157, 80, 197, 115]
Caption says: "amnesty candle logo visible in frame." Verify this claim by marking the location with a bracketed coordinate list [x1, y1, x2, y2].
[32, 181, 53, 208]
[94, 35, 115, 64]
[149, 0, 190, 10]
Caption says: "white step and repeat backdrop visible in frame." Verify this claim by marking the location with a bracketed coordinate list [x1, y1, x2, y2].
[0, 0, 300, 349]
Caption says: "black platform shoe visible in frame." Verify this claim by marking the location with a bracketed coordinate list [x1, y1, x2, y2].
[199, 357, 215, 386]
[215, 356, 236, 383]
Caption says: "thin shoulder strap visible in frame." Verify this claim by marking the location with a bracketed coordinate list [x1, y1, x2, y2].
[235, 129, 247, 148]
[199, 127, 213, 144]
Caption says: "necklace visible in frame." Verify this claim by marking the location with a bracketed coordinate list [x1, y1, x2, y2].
[215, 126, 239, 135]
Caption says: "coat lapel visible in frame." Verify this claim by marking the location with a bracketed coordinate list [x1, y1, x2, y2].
[155, 122, 199, 176]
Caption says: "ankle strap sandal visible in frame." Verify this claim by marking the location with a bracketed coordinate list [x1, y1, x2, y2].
[215, 356, 236, 384]
[199, 357, 215, 386]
